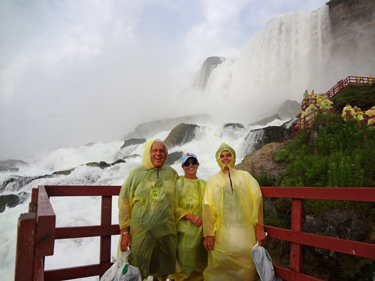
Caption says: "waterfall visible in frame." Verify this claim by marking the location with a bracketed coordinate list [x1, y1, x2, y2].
[188, 7, 333, 124]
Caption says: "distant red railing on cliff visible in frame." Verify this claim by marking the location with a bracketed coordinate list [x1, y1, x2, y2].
[291, 76, 374, 137]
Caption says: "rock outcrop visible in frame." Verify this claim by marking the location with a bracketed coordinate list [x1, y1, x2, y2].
[0, 159, 28, 173]
[0, 192, 28, 213]
[166, 151, 183, 166]
[236, 141, 288, 178]
[120, 138, 146, 150]
[278, 100, 301, 120]
[190, 56, 227, 90]
[126, 114, 211, 138]
[164, 123, 200, 148]
[249, 121, 293, 153]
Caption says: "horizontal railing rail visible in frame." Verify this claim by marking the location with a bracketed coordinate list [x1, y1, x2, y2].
[15, 185, 375, 281]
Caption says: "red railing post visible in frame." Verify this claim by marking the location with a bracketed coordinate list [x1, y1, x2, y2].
[290, 198, 303, 273]
[35, 186, 56, 258]
[29, 188, 38, 213]
[15, 212, 37, 281]
[100, 195, 112, 264]
[33, 256, 44, 281]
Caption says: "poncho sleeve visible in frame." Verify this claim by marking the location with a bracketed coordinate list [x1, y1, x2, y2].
[174, 177, 189, 222]
[118, 168, 136, 230]
[247, 172, 264, 226]
[202, 178, 216, 237]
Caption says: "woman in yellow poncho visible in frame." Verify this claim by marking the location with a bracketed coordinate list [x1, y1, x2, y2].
[169, 152, 208, 281]
[118, 139, 179, 281]
[202, 143, 266, 281]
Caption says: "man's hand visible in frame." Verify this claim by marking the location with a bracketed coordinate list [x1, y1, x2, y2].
[204, 236, 215, 251]
[256, 224, 267, 246]
[184, 214, 202, 227]
[120, 233, 131, 251]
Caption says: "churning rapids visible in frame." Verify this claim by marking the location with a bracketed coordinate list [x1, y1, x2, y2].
[1, 3, 374, 279]
[0, 120, 287, 280]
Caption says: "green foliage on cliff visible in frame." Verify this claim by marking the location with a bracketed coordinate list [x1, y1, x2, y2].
[264, 98, 375, 279]
[275, 114, 375, 188]
[332, 83, 375, 113]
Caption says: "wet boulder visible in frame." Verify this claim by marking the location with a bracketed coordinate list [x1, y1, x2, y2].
[121, 138, 146, 150]
[166, 151, 183, 166]
[164, 123, 199, 148]
[278, 100, 301, 120]
[122, 154, 140, 160]
[0, 192, 28, 213]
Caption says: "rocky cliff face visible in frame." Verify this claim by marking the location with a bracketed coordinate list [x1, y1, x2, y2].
[328, 0, 375, 72]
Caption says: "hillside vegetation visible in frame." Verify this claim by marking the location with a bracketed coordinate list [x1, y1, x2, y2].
[259, 83, 375, 280]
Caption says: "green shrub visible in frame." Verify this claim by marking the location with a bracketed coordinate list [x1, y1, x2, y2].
[277, 113, 375, 188]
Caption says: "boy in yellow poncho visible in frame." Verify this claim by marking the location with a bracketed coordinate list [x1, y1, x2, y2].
[169, 153, 207, 281]
[118, 139, 179, 281]
[202, 143, 266, 281]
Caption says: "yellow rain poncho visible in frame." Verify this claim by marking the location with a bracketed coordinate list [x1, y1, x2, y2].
[202, 143, 263, 281]
[303, 90, 309, 99]
[365, 108, 375, 125]
[305, 104, 318, 123]
[342, 104, 355, 121]
[169, 177, 207, 281]
[316, 94, 324, 106]
[118, 139, 179, 278]
[320, 98, 333, 112]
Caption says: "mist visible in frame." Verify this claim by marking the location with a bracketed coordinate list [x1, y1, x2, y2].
[0, 0, 346, 160]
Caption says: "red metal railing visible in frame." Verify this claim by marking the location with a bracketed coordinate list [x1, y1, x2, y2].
[15, 186, 121, 281]
[15, 185, 375, 281]
[291, 76, 375, 137]
[325, 76, 373, 100]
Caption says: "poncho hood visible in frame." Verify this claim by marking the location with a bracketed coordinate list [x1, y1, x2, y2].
[141, 139, 168, 169]
[215, 142, 236, 170]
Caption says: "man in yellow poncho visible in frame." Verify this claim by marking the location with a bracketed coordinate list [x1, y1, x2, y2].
[169, 152, 207, 281]
[202, 143, 266, 281]
[342, 103, 355, 121]
[118, 139, 179, 281]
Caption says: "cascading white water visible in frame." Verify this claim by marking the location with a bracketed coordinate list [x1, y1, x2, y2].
[2, 4, 374, 279]
[0, 120, 286, 280]
[187, 7, 335, 124]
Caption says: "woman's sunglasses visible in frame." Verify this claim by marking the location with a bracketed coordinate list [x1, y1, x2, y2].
[183, 159, 198, 167]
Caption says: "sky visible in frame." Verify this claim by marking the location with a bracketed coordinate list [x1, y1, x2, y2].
[0, 0, 328, 160]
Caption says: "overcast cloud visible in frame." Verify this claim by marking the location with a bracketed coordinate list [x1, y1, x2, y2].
[0, 0, 327, 160]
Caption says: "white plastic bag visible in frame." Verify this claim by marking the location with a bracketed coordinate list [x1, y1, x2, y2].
[100, 248, 142, 281]
[251, 241, 275, 281]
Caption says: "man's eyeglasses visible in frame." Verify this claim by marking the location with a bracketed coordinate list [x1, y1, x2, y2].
[183, 159, 198, 167]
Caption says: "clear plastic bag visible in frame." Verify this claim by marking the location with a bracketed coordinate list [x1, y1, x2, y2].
[251, 241, 275, 281]
[100, 248, 142, 281]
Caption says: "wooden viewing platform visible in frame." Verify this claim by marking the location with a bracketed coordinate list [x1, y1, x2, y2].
[15, 185, 375, 281]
